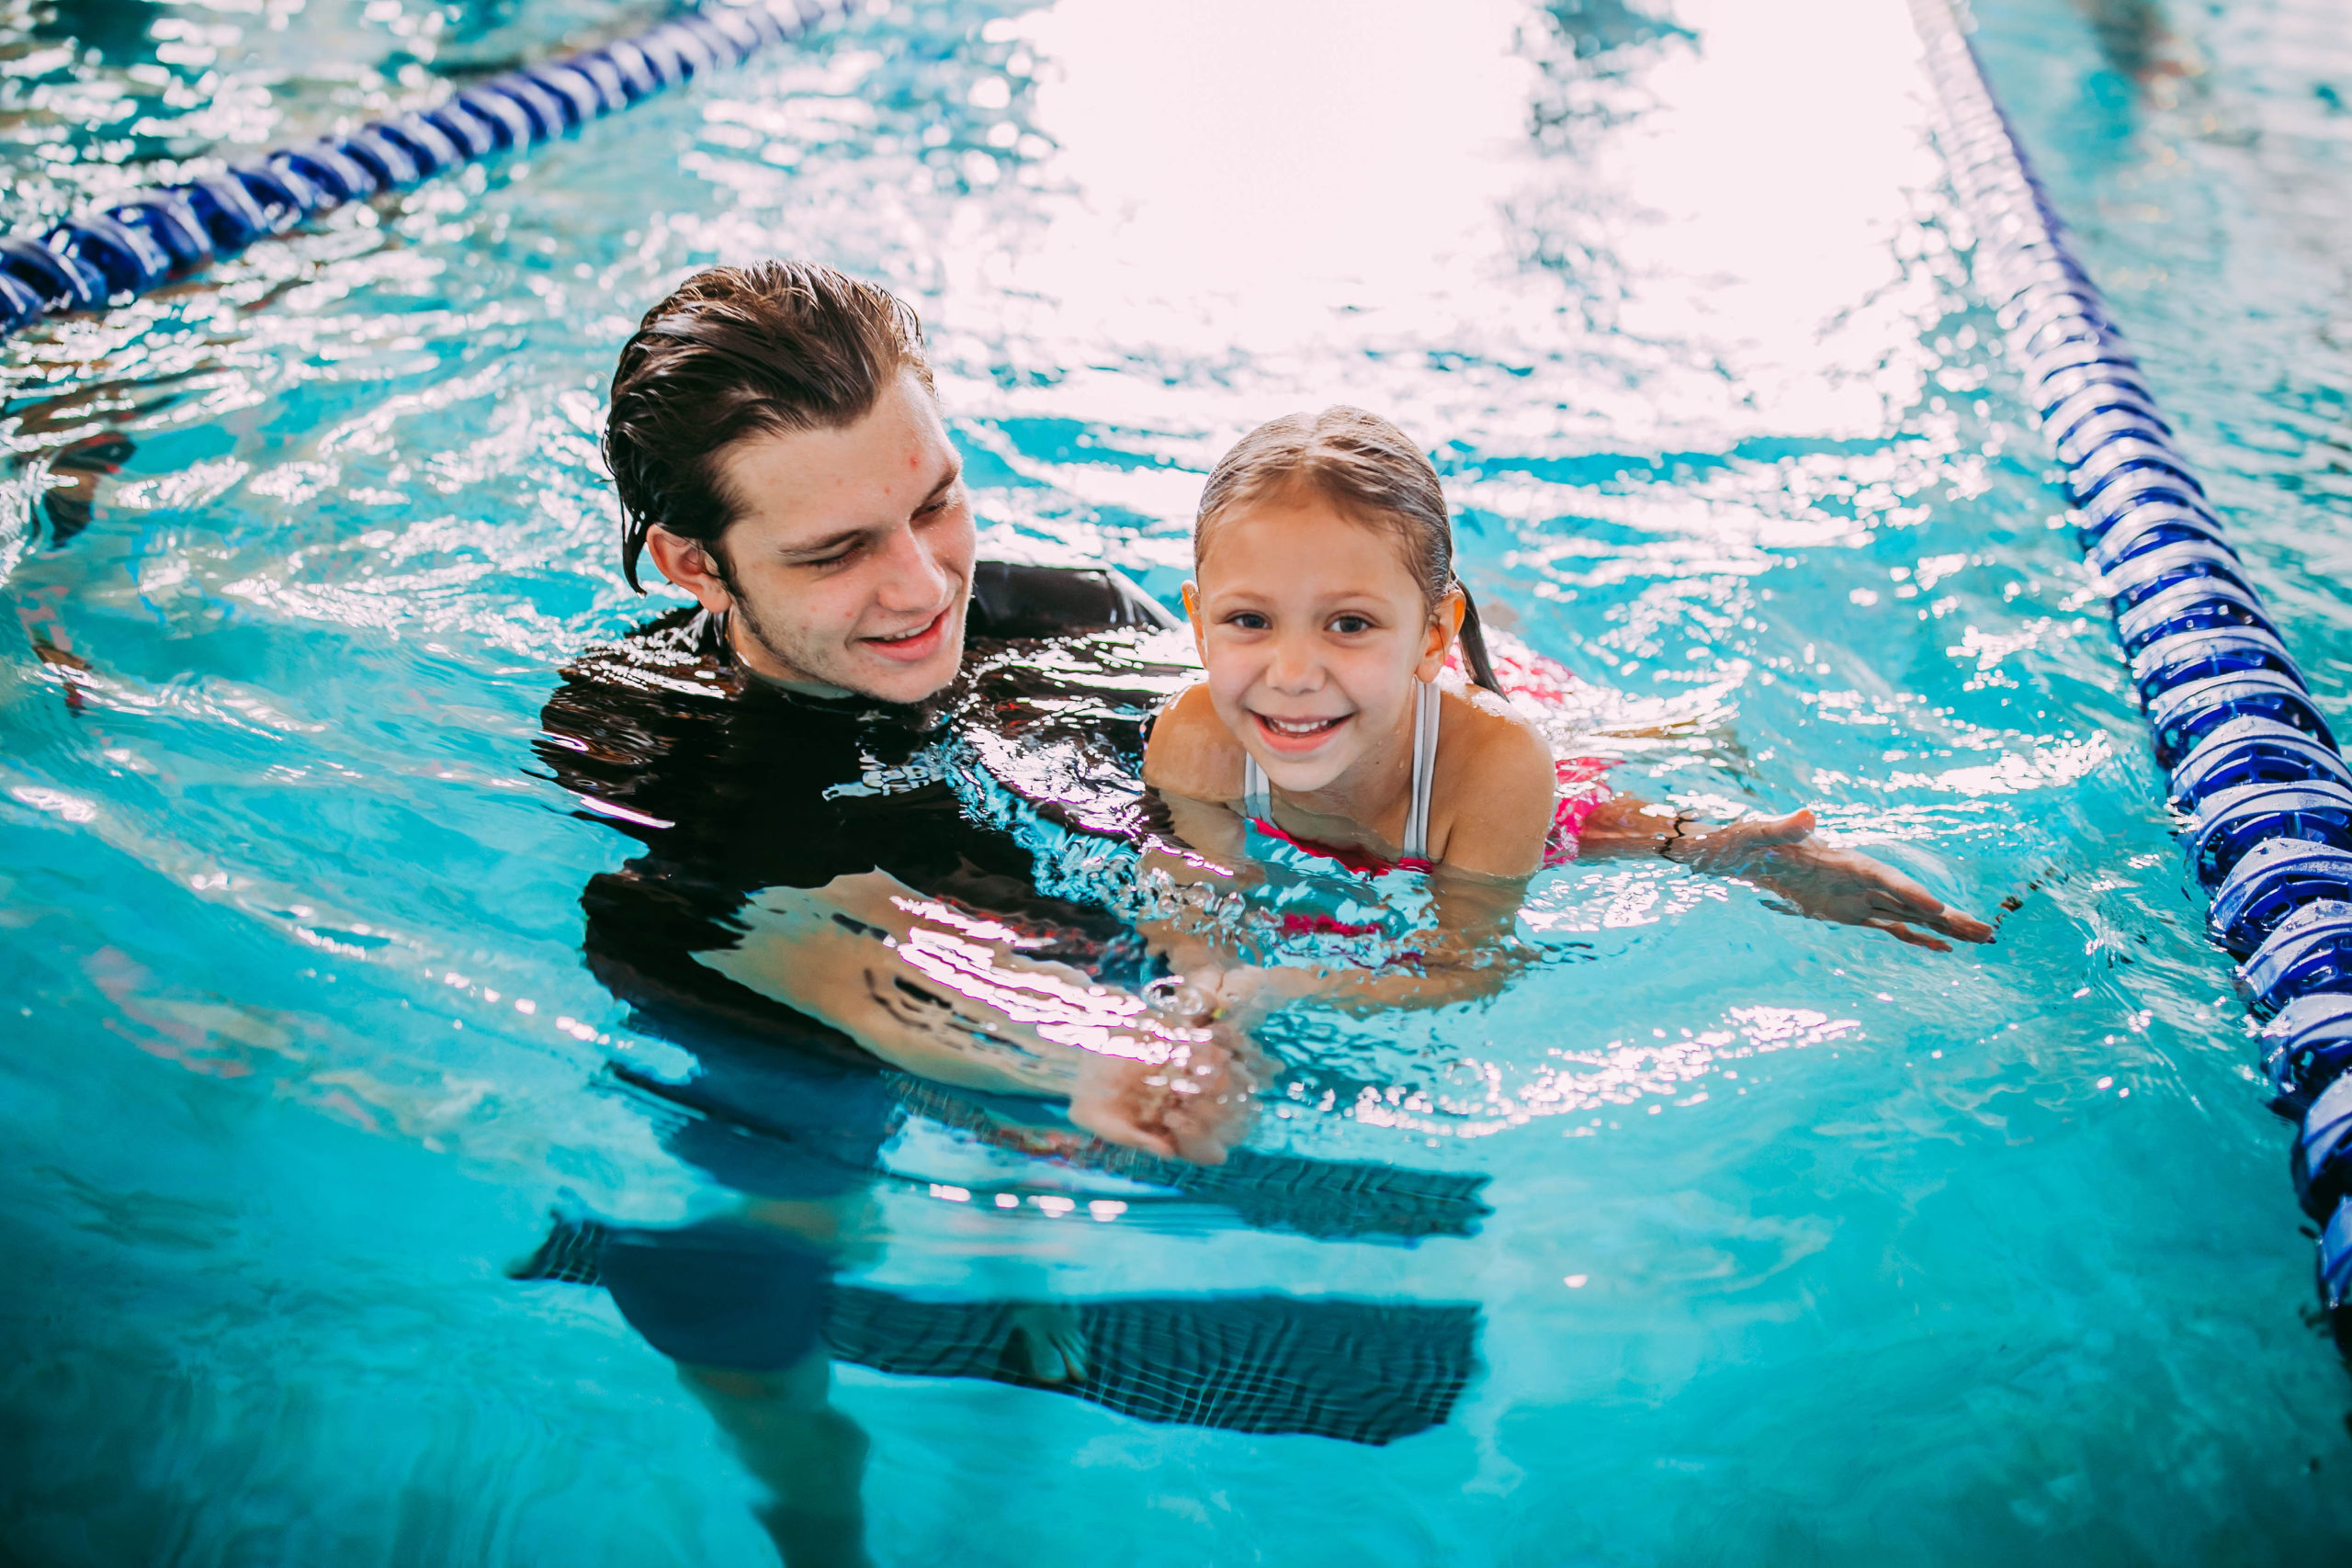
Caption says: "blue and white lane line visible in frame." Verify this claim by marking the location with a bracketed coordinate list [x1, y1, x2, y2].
[1909, 0, 2352, 1335]
[0, 0, 850, 340]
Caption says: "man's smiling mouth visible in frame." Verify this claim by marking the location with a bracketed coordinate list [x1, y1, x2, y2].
[861, 607, 953, 660]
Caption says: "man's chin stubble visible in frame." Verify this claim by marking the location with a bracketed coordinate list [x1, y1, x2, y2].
[735, 595, 964, 703]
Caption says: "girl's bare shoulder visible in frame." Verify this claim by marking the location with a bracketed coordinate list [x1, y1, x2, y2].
[1431, 683, 1556, 876]
[1440, 682, 1555, 784]
[1143, 681, 1244, 802]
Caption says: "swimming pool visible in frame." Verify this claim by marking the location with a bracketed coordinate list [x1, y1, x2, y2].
[6, 0, 2351, 1560]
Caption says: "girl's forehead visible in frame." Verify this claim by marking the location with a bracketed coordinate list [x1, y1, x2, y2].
[1196, 499, 1420, 591]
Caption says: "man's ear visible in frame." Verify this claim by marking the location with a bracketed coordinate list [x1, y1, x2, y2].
[644, 526, 735, 615]
[1416, 588, 1466, 682]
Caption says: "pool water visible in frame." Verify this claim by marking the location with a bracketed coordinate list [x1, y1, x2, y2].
[6, 0, 2352, 1562]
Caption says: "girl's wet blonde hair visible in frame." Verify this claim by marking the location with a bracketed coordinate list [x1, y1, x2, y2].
[1194, 405, 1503, 693]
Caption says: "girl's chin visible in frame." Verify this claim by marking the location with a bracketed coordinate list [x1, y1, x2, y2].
[1249, 749, 1354, 796]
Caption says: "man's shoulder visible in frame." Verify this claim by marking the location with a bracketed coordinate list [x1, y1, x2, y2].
[536, 606, 816, 825]
[967, 561, 1182, 639]
[559, 606, 736, 701]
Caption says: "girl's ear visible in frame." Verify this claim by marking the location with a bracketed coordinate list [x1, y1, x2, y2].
[1415, 588, 1467, 682]
[1182, 581, 1209, 664]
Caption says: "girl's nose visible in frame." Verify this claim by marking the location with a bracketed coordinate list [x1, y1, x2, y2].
[1265, 635, 1323, 693]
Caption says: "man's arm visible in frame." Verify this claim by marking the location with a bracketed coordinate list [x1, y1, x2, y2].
[697, 870, 1254, 1162]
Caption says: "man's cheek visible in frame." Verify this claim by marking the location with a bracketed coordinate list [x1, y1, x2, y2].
[944, 505, 979, 567]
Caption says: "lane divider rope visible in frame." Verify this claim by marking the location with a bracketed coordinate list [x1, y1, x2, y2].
[1910, 0, 2352, 1339]
[0, 0, 847, 341]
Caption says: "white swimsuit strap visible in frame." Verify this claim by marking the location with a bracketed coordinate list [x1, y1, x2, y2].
[1242, 750, 1272, 820]
[1404, 678, 1439, 863]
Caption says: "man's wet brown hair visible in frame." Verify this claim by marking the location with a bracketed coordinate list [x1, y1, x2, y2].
[1194, 405, 1504, 694]
[605, 259, 933, 592]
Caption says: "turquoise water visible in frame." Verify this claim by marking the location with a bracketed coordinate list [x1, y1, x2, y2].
[5, 0, 2352, 1562]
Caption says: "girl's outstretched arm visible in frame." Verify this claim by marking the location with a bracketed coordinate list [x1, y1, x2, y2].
[1577, 795, 1995, 951]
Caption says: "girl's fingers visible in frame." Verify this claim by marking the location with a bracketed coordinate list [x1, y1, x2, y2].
[1874, 888, 1991, 939]
[1890, 878, 1943, 911]
[1928, 906, 1996, 942]
[1868, 917, 1951, 952]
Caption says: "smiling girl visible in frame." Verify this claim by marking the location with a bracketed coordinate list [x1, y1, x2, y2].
[1142, 406, 1993, 1014]
[1146, 405, 1594, 887]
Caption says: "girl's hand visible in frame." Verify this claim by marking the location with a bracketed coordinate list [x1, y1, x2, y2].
[1675, 808, 1996, 951]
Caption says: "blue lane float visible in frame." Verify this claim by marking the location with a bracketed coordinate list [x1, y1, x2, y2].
[1909, 0, 2352, 1339]
[0, 0, 846, 340]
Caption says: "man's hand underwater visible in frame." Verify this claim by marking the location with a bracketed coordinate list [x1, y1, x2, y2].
[1067, 1028, 1259, 1166]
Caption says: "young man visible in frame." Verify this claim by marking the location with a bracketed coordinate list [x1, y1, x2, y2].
[571, 259, 1245, 1156]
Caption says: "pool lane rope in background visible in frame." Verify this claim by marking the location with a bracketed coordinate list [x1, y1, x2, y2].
[1909, 0, 2352, 1340]
[0, 0, 849, 341]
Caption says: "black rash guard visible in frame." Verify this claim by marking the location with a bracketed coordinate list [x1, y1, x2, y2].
[535, 562, 1184, 1055]
[531, 563, 1186, 1201]
[521, 568, 1491, 1398]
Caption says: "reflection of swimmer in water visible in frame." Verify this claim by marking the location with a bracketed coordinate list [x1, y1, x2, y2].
[514, 1210, 1478, 1449]
[1143, 407, 1996, 1019]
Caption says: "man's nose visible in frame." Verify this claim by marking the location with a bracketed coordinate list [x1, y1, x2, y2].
[871, 521, 951, 612]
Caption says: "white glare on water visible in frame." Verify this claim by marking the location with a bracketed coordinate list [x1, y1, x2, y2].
[946, 0, 1940, 457]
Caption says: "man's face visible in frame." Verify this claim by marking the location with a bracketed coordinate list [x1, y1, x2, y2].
[650, 369, 977, 704]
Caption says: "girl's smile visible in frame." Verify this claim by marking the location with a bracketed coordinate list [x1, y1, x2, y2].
[1249, 707, 1355, 754]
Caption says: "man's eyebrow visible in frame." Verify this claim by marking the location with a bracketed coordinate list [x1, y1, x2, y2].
[775, 460, 964, 561]
[919, 457, 964, 505]
[776, 523, 888, 560]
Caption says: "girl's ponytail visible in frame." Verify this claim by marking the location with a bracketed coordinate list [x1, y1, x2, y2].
[1455, 584, 1506, 695]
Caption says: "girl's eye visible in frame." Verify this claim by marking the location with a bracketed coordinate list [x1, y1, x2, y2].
[1330, 615, 1373, 635]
